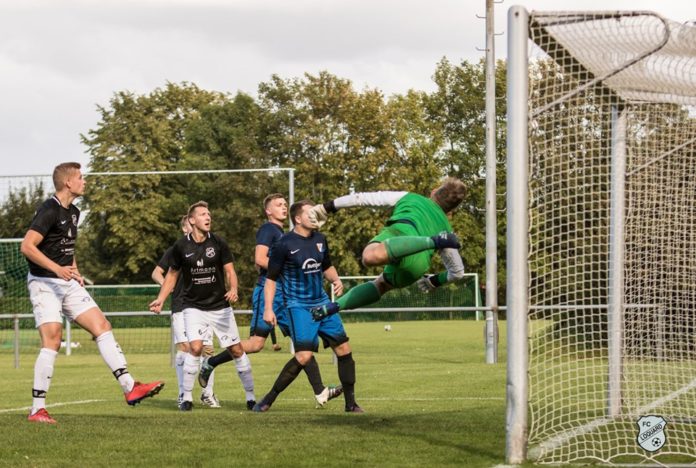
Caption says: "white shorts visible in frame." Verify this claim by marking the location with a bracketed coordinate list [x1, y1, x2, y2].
[172, 311, 213, 346]
[183, 306, 240, 349]
[27, 273, 99, 327]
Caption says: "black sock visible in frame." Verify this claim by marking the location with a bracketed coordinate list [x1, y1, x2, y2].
[270, 327, 278, 345]
[265, 357, 305, 405]
[303, 355, 325, 395]
[208, 349, 234, 368]
[337, 352, 356, 407]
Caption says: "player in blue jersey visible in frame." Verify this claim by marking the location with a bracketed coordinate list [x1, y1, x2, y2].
[150, 201, 256, 411]
[253, 200, 362, 413]
[22, 162, 163, 424]
[199, 193, 342, 407]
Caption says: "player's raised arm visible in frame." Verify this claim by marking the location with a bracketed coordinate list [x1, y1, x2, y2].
[308, 191, 408, 228]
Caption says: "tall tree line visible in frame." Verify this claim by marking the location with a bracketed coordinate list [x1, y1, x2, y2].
[1, 59, 509, 308]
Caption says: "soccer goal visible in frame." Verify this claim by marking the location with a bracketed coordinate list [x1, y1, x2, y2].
[506, 7, 696, 465]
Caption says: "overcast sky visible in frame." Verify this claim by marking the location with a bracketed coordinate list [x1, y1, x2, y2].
[1, 0, 693, 176]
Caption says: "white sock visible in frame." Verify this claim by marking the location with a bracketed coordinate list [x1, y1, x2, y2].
[95, 331, 134, 393]
[202, 370, 215, 397]
[32, 348, 58, 413]
[234, 352, 255, 401]
[182, 353, 200, 402]
[175, 350, 187, 396]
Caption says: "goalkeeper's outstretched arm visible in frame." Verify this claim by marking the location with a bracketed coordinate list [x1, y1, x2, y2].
[309, 191, 408, 228]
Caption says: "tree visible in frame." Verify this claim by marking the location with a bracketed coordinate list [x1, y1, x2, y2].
[79, 82, 223, 283]
[0, 183, 47, 238]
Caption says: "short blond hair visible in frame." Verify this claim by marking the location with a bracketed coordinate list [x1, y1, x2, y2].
[187, 200, 209, 220]
[52, 162, 81, 191]
[432, 177, 466, 213]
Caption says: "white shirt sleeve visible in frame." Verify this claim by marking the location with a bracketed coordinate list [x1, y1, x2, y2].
[333, 191, 408, 209]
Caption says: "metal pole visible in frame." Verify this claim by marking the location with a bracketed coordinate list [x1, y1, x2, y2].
[484, 0, 499, 364]
[607, 104, 627, 417]
[505, 5, 530, 464]
[14, 315, 20, 369]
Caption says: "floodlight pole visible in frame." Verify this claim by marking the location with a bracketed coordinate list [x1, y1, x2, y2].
[484, 0, 499, 364]
[506, 5, 529, 464]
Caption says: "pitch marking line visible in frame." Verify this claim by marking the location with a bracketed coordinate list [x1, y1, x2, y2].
[286, 397, 504, 402]
[0, 399, 105, 414]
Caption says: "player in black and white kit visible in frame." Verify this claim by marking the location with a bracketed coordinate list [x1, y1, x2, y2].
[152, 215, 219, 407]
[21, 162, 164, 424]
[150, 201, 256, 411]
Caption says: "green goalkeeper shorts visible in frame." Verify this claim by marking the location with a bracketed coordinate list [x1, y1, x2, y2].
[370, 222, 433, 289]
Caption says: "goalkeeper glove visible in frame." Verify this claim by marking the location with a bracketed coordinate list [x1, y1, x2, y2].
[417, 274, 440, 293]
[308, 204, 329, 228]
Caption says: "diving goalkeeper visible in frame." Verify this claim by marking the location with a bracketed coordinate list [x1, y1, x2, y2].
[309, 177, 467, 320]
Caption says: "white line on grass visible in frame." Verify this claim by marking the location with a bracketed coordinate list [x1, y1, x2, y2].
[0, 399, 105, 414]
[528, 377, 696, 460]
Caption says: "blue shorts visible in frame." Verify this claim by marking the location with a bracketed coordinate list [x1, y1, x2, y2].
[250, 285, 289, 338]
[278, 303, 349, 352]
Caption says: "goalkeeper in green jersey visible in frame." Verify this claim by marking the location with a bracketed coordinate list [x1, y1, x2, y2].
[309, 177, 466, 321]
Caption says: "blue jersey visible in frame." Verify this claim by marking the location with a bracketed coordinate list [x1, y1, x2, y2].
[255, 221, 284, 285]
[267, 230, 332, 307]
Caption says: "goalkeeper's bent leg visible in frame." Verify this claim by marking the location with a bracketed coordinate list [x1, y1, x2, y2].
[383, 236, 435, 263]
[336, 281, 382, 311]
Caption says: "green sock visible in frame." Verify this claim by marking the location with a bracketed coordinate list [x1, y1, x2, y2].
[383, 236, 435, 262]
[336, 282, 382, 310]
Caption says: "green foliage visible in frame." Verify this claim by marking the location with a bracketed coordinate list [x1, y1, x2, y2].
[65, 61, 506, 305]
[0, 183, 46, 238]
[78, 83, 224, 283]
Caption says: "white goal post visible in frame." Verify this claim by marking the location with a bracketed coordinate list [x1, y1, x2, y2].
[506, 7, 696, 465]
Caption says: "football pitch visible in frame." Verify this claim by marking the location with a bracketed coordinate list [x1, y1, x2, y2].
[0, 320, 512, 467]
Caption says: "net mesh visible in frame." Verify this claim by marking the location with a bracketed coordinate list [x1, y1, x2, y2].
[527, 11, 696, 465]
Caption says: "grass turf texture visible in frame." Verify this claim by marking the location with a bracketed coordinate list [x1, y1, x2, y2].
[1, 320, 509, 467]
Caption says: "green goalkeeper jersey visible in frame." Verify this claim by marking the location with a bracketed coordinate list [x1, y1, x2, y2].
[387, 193, 452, 236]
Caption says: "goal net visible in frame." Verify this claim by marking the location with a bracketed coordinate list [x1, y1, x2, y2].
[507, 8, 696, 465]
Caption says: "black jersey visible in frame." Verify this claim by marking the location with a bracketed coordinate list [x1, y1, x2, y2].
[255, 221, 284, 285]
[26, 196, 80, 278]
[170, 232, 234, 311]
[156, 245, 185, 313]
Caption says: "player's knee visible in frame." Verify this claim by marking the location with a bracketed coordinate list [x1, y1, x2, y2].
[189, 341, 203, 356]
[294, 351, 313, 366]
[361, 244, 387, 267]
[333, 342, 352, 357]
[228, 343, 244, 358]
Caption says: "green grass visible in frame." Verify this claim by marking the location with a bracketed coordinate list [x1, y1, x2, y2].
[0, 320, 510, 468]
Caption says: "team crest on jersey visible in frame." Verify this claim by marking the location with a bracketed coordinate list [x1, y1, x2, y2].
[316, 243, 324, 252]
[636, 415, 667, 452]
[205, 247, 215, 258]
[72, 214, 78, 225]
